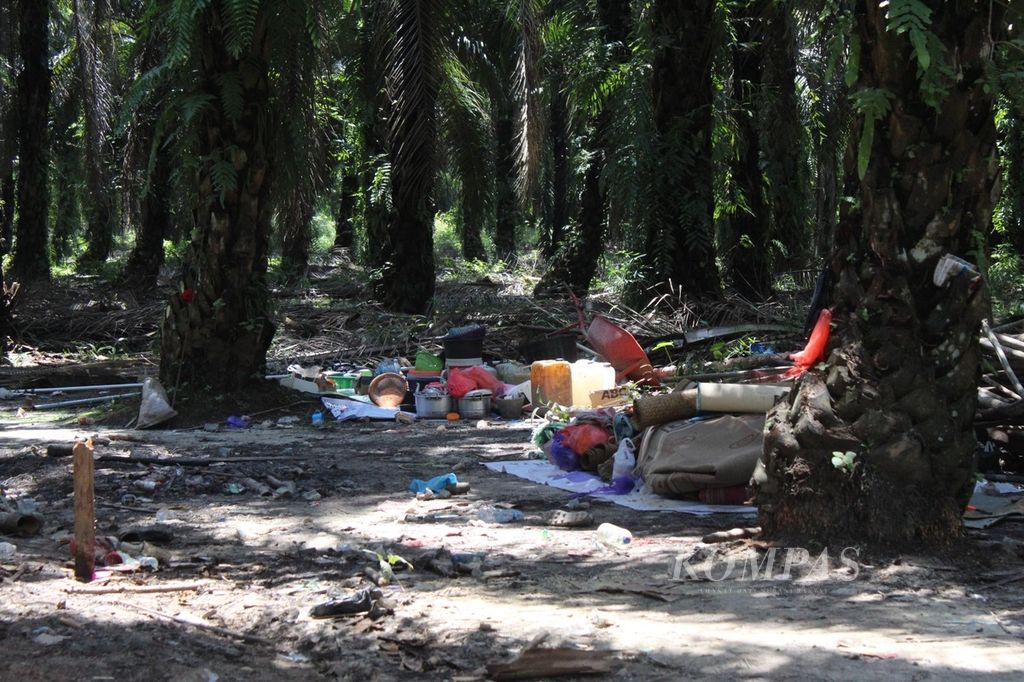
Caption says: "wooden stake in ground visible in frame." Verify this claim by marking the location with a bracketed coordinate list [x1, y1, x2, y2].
[73, 439, 95, 582]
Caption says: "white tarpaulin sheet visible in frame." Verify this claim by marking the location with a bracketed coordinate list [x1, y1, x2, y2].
[483, 460, 756, 516]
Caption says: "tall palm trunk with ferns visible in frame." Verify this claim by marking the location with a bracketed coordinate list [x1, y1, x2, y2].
[645, 0, 720, 297]
[378, 0, 441, 313]
[726, 0, 771, 301]
[332, 174, 357, 250]
[75, 0, 119, 265]
[534, 0, 631, 296]
[120, 135, 171, 289]
[758, 1, 1000, 546]
[159, 2, 281, 391]
[760, 1, 811, 270]
[493, 105, 519, 262]
[280, 187, 314, 284]
[0, 6, 17, 256]
[11, 0, 50, 282]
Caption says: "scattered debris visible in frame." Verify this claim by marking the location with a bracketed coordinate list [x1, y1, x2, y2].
[487, 647, 619, 680]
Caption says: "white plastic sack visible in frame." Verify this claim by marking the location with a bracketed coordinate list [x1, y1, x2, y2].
[137, 377, 177, 429]
[611, 437, 637, 480]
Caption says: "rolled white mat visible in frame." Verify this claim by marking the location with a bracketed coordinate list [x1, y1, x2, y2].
[696, 382, 790, 413]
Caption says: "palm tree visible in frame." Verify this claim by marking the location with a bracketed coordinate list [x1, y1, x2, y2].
[10, 0, 51, 282]
[758, 0, 1003, 546]
[155, 0, 332, 391]
[75, 0, 119, 265]
[723, 0, 771, 301]
[534, 0, 631, 296]
[645, 0, 721, 297]
[0, 7, 17, 256]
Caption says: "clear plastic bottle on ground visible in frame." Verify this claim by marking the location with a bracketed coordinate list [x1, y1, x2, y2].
[595, 522, 632, 548]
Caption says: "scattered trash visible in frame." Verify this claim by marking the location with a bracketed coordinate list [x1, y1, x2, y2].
[409, 473, 459, 495]
[136, 377, 177, 429]
[45, 444, 74, 458]
[322, 396, 412, 422]
[277, 415, 300, 426]
[225, 415, 251, 429]
[302, 490, 322, 501]
[311, 410, 325, 426]
[0, 512, 42, 537]
[118, 526, 175, 543]
[476, 508, 524, 524]
[595, 522, 632, 549]
[487, 647, 619, 680]
[223, 482, 245, 495]
[134, 479, 158, 493]
[404, 512, 462, 523]
[526, 510, 593, 528]
[33, 632, 67, 646]
[702, 526, 760, 544]
[310, 586, 382, 618]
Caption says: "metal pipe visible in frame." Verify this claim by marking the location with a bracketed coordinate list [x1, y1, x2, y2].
[33, 392, 141, 410]
[0, 383, 144, 399]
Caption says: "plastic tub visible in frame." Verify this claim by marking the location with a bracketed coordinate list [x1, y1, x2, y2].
[415, 351, 443, 372]
[415, 393, 451, 418]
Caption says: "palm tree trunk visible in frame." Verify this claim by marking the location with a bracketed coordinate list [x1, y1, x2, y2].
[534, 145, 605, 296]
[758, 1, 1001, 547]
[459, 193, 487, 261]
[11, 0, 50, 283]
[75, 0, 118, 265]
[760, 2, 810, 270]
[0, 6, 15, 257]
[120, 140, 170, 290]
[544, 68, 569, 259]
[159, 7, 275, 392]
[726, 1, 771, 301]
[493, 106, 519, 263]
[280, 187, 314, 284]
[647, 0, 720, 297]
[535, 0, 631, 295]
[332, 174, 357, 250]
[378, 0, 440, 314]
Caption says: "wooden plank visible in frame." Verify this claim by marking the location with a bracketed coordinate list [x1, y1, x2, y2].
[73, 439, 95, 582]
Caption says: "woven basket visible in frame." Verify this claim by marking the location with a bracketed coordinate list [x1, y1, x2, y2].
[633, 389, 697, 430]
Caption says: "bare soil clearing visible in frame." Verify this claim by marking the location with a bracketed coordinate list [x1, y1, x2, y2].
[2, 413, 1024, 681]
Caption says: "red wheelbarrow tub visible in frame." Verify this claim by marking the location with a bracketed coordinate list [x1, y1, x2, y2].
[587, 315, 660, 386]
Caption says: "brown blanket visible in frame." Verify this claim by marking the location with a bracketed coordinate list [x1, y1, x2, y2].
[636, 415, 765, 496]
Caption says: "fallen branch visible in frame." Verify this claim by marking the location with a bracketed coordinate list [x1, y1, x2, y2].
[66, 581, 213, 595]
[96, 455, 301, 466]
[126, 603, 276, 647]
[982, 320, 1024, 397]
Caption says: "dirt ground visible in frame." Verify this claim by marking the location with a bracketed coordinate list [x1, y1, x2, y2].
[1, 401, 1024, 682]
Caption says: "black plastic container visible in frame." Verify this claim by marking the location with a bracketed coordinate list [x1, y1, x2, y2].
[519, 334, 579, 363]
[443, 336, 484, 360]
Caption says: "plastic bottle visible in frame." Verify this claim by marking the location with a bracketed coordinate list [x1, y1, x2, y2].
[311, 410, 325, 427]
[477, 508, 525, 524]
[595, 522, 632, 548]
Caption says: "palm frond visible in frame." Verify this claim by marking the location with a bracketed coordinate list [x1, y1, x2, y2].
[511, 0, 544, 204]
[381, 0, 445, 210]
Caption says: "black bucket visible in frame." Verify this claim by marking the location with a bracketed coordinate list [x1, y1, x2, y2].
[520, 334, 579, 363]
